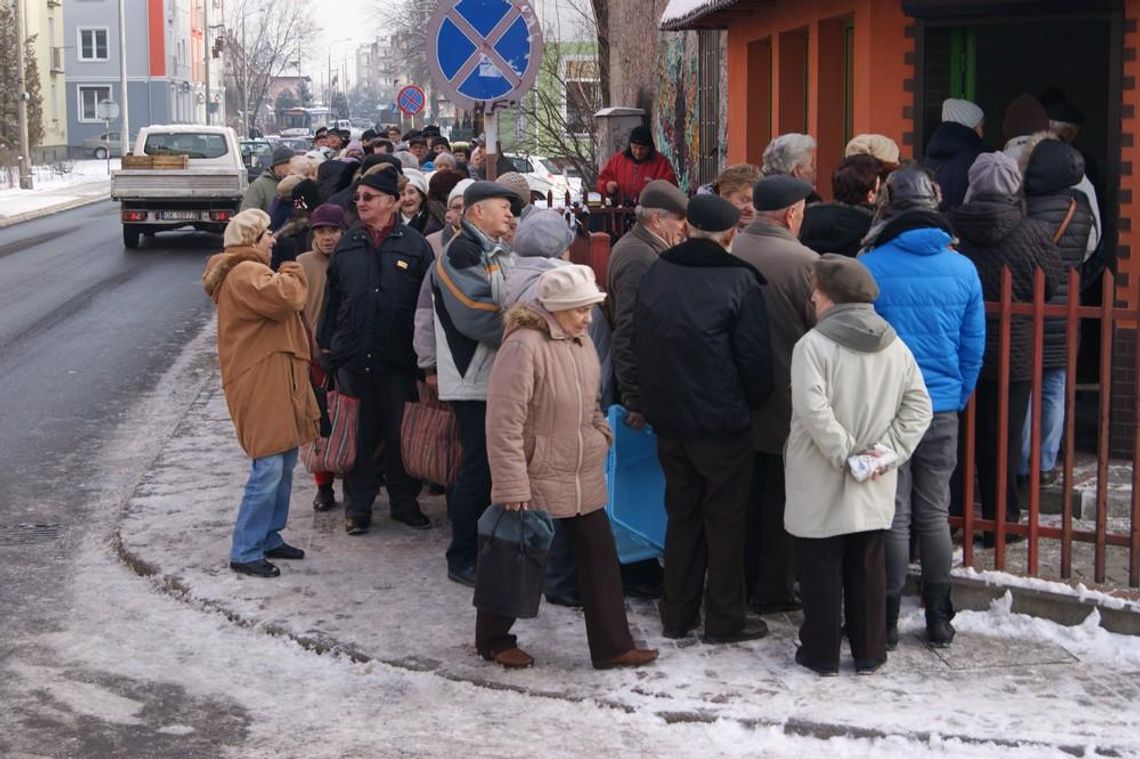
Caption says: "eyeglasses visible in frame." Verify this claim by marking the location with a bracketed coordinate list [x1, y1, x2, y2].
[354, 193, 382, 203]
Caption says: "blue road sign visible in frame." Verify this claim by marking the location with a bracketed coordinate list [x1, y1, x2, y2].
[397, 85, 426, 115]
[427, 0, 543, 106]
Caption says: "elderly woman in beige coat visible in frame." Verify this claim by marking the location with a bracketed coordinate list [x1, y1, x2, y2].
[203, 209, 320, 579]
[785, 254, 931, 676]
[479, 265, 658, 671]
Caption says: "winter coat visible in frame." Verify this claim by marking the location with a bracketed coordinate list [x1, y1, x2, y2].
[485, 303, 613, 518]
[202, 246, 319, 459]
[730, 221, 818, 452]
[240, 170, 280, 213]
[860, 213, 986, 413]
[423, 200, 447, 237]
[784, 304, 932, 539]
[430, 220, 515, 401]
[634, 237, 774, 438]
[595, 147, 679, 204]
[606, 223, 670, 412]
[951, 195, 1063, 382]
[503, 256, 616, 409]
[922, 122, 987, 211]
[799, 203, 873, 257]
[316, 218, 432, 375]
[296, 247, 332, 334]
[1024, 140, 1095, 369]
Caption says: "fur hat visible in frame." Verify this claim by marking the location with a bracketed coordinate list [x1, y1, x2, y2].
[224, 208, 270, 248]
[537, 264, 606, 311]
[514, 210, 574, 259]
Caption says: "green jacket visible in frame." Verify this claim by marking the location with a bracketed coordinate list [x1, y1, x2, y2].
[240, 170, 279, 212]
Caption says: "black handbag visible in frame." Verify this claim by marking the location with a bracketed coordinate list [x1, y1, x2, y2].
[472, 505, 555, 619]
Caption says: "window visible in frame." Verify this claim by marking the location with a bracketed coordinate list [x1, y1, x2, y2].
[563, 57, 601, 136]
[144, 132, 230, 159]
[78, 28, 109, 61]
[78, 86, 112, 121]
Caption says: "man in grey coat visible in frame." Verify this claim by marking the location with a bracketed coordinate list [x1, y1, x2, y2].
[731, 175, 818, 614]
[241, 146, 295, 212]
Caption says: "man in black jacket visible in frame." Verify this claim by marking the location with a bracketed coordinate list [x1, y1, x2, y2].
[317, 170, 434, 535]
[634, 194, 775, 644]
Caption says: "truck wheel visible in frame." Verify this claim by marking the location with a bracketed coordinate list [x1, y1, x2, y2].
[123, 225, 141, 248]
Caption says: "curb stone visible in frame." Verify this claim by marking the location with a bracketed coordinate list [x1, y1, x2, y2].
[0, 193, 109, 229]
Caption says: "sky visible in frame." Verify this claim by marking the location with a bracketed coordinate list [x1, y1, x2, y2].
[307, 0, 395, 89]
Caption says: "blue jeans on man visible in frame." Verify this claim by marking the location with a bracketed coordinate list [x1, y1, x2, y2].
[231, 448, 298, 563]
[1019, 368, 1066, 476]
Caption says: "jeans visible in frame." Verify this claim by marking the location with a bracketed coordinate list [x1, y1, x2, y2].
[446, 400, 491, 573]
[886, 413, 957, 594]
[1019, 368, 1066, 475]
[231, 448, 298, 563]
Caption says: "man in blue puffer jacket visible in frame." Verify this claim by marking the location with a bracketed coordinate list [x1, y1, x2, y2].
[860, 165, 985, 650]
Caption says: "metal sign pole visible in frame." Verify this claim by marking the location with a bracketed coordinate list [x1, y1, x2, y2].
[485, 110, 498, 182]
[105, 118, 112, 174]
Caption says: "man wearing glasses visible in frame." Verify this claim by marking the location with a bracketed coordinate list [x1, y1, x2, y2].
[317, 169, 434, 535]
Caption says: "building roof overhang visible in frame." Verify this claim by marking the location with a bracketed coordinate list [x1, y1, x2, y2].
[659, 0, 775, 31]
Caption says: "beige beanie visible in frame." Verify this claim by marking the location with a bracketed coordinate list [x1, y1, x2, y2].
[496, 171, 532, 207]
[537, 264, 606, 312]
[845, 134, 900, 167]
[224, 208, 270, 248]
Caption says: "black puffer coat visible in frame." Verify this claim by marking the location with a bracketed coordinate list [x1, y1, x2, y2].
[799, 203, 873, 257]
[1024, 140, 1094, 369]
[922, 122, 988, 212]
[634, 238, 774, 438]
[951, 195, 1062, 382]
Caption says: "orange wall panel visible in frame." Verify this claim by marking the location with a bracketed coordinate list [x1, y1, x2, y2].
[1117, 0, 1140, 311]
[149, 0, 165, 77]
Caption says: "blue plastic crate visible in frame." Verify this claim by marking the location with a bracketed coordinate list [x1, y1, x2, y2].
[605, 404, 666, 562]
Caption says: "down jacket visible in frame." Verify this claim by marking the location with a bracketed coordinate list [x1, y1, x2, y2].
[485, 303, 613, 518]
[202, 246, 320, 459]
[594, 147, 679, 204]
[921, 121, 987, 212]
[1024, 139, 1094, 369]
[860, 211, 985, 413]
[951, 194, 1063, 382]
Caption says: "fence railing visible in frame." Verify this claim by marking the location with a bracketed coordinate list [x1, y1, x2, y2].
[954, 266, 1140, 588]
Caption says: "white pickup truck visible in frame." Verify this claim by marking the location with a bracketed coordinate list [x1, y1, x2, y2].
[110, 125, 249, 248]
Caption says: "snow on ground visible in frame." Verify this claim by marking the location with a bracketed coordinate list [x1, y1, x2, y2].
[0, 160, 114, 221]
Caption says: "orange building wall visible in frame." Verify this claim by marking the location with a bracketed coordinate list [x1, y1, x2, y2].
[724, 0, 913, 199]
[149, 0, 166, 77]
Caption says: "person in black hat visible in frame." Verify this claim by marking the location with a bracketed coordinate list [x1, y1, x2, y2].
[241, 146, 296, 213]
[595, 124, 679, 205]
[408, 135, 430, 165]
[316, 162, 435, 537]
[313, 126, 329, 148]
[634, 194, 775, 645]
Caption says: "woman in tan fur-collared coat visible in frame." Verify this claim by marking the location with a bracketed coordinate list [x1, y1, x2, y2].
[477, 265, 658, 672]
[202, 208, 320, 579]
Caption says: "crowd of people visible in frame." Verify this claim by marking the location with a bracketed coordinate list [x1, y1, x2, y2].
[203, 88, 1093, 675]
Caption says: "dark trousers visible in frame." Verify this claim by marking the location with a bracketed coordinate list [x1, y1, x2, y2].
[339, 369, 421, 522]
[744, 452, 796, 606]
[544, 520, 579, 599]
[656, 434, 754, 637]
[952, 379, 1030, 524]
[447, 400, 491, 573]
[476, 509, 634, 662]
[794, 530, 887, 671]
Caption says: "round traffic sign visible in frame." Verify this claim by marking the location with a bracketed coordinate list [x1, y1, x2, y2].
[397, 85, 426, 115]
[426, 0, 544, 107]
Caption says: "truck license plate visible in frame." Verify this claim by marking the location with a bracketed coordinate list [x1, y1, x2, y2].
[160, 211, 200, 221]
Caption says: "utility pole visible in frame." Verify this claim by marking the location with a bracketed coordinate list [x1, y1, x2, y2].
[204, 0, 211, 124]
[241, 15, 247, 135]
[14, 0, 33, 189]
[118, 0, 130, 156]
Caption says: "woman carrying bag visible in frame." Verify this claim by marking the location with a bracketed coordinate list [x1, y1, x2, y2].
[478, 265, 659, 671]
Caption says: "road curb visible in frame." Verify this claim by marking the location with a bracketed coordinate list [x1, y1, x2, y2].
[0, 192, 109, 229]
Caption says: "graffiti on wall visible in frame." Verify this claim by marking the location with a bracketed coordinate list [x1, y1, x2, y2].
[654, 30, 727, 192]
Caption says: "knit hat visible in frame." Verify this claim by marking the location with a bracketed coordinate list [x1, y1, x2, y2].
[813, 253, 879, 304]
[310, 203, 347, 231]
[966, 151, 1021, 200]
[844, 134, 900, 168]
[224, 208, 270, 248]
[496, 171, 532, 207]
[404, 168, 429, 197]
[629, 125, 654, 146]
[271, 146, 295, 168]
[942, 98, 984, 129]
[537, 264, 606, 311]
[449, 178, 475, 205]
[1002, 94, 1049, 141]
[359, 171, 400, 198]
[514, 210, 575, 259]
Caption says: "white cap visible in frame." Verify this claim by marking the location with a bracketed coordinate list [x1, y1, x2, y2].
[537, 264, 606, 312]
[448, 178, 475, 206]
[942, 98, 984, 129]
[403, 168, 428, 197]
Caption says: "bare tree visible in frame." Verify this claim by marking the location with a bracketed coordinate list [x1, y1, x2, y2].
[225, 0, 315, 133]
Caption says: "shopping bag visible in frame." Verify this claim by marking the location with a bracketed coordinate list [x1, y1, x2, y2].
[301, 389, 359, 475]
[400, 381, 462, 487]
[472, 505, 555, 619]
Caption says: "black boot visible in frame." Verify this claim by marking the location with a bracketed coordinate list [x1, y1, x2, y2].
[885, 592, 901, 651]
[923, 582, 956, 648]
[313, 484, 336, 511]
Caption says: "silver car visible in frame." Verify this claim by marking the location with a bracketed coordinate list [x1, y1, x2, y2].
[81, 131, 131, 159]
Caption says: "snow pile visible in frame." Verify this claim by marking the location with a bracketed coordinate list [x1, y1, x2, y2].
[660, 0, 735, 26]
[0, 159, 114, 220]
[955, 566, 1140, 611]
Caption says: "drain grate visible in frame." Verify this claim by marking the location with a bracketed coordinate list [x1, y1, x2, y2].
[0, 523, 62, 546]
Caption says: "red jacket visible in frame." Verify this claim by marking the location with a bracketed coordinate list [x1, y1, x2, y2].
[595, 148, 678, 203]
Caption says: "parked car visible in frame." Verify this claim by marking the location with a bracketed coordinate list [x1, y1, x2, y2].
[239, 139, 274, 183]
[500, 153, 583, 204]
[80, 131, 134, 160]
[278, 137, 311, 153]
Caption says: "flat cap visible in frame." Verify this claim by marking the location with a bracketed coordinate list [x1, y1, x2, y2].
[638, 179, 688, 216]
[752, 174, 814, 211]
[464, 180, 519, 211]
[686, 194, 739, 233]
[814, 253, 879, 304]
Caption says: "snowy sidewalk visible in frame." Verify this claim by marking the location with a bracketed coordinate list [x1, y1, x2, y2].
[116, 362, 1140, 756]
[0, 160, 115, 227]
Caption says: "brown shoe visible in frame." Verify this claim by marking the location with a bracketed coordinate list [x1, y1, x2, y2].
[593, 648, 659, 670]
[480, 647, 534, 669]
